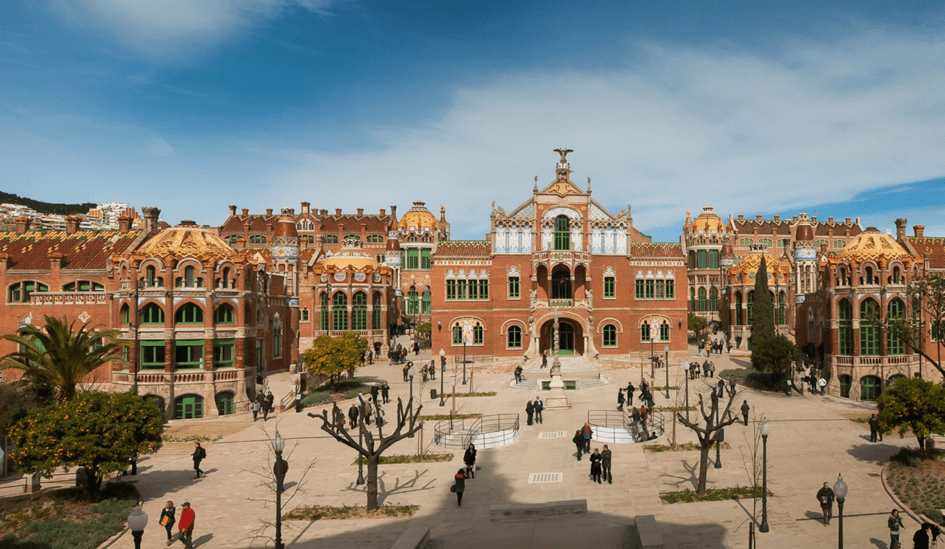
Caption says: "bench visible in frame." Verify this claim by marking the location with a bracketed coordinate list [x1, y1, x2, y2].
[389, 526, 429, 549]
[634, 515, 664, 549]
[489, 499, 587, 522]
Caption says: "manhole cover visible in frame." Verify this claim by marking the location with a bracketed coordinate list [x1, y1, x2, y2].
[538, 431, 567, 439]
[528, 472, 562, 484]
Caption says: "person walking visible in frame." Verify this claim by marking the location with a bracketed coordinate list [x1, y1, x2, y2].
[888, 509, 902, 549]
[630, 406, 642, 439]
[177, 502, 195, 549]
[251, 397, 261, 422]
[869, 414, 882, 442]
[370, 383, 380, 405]
[816, 481, 835, 526]
[254, 389, 265, 420]
[818, 377, 827, 395]
[914, 522, 932, 549]
[740, 400, 750, 426]
[295, 387, 303, 413]
[639, 406, 650, 439]
[160, 500, 176, 546]
[452, 468, 467, 507]
[514, 365, 523, 384]
[525, 399, 535, 426]
[581, 422, 593, 452]
[191, 442, 206, 479]
[589, 448, 603, 483]
[572, 430, 585, 461]
[464, 443, 477, 479]
[264, 391, 275, 421]
[403, 364, 409, 382]
[534, 396, 544, 424]
[542, 349, 548, 368]
[601, 445, 613, 484]
[617, 389, 625, 411]
[348, 403, 359, 428]
[626, 382, 635, 406]
[381, 382, 390, 404]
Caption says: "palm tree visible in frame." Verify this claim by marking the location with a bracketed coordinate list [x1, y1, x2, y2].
[1, 316, 127, 402]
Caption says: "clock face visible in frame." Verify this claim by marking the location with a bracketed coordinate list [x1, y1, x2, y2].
[373, 272, 381, 282]
[320, 274, 328, 282]
[334, 271, 346, 282]
[354, 272, 366, 282]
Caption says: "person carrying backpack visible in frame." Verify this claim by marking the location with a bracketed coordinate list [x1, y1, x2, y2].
[192, 443, 206, 479]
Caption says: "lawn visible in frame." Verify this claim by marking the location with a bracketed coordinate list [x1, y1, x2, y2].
[301, 377, 378, 407]
[886, 448, 945, 526]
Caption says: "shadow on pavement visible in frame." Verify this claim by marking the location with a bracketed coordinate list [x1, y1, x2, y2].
[846, 442, 902, 465]
[193, 533, 214, 547]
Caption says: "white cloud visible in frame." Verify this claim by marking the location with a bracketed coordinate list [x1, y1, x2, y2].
[48, 0, 333, 59]
[143, 137, 174, 157]
[268, 30, 945, 240]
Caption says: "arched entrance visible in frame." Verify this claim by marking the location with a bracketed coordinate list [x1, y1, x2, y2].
[539, 318, 585, 356]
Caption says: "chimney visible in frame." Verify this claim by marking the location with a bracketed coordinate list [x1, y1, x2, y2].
[320, 209, 328, 216]
[774, 215, 780, 222]
[756, 214, 762, 221]
[846, 217, 851, 223]
[301, 202, 310, 214]
[821, 243, 828, 253]
[914, 225, 925, 239]
[49, 252, 63, 273]
[357, 208, 364, 216]
[242, 208, 249, 216]
[380, 208, 386, 216]
[391, 205, 397, 219]
[812, 216, 817, 222]
[738, 214, 744, 221]
[65, 216, 81, 234]
[14, 217, 31, 234]
[895, 218, 907, 240]
[265, 208, 273, 216]
[229, 205, 237, 217]
[141, 207, 161, 234]
[828, 217, 834, 223]
[361, 222, 367, 241]
[440, 205, 447, 223]
[117, 215, 132, 233]
[335, 208, 342, 216]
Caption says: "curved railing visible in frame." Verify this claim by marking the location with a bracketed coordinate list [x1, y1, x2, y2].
[587, 409, 665, 443]
[433, 413, 520, 450]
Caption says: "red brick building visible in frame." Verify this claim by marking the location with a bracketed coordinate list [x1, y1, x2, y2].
[430, 151, 688, 367]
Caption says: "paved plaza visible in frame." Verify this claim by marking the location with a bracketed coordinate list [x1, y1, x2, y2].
[11, 342, 927, 549]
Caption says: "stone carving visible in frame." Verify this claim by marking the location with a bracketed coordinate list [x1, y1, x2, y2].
[553, 148, 573, 163]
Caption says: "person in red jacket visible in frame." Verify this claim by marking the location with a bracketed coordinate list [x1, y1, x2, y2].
[178, 502, 195, 549]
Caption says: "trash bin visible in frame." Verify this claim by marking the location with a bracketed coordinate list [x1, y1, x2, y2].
[430, 389, 437, 399]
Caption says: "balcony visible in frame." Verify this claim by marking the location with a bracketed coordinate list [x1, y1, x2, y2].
[30, 292, 109, 306]
[532, 298, 590, 310]
[112, 368, 248, 385]
[532, 251, 591, 263]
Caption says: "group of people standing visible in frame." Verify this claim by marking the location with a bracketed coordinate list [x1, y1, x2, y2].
[697, 338, 729, 356]
[687, 360, 716, 379]
[525, 396, 544, 425]
[252, 389, 275, 422]
[570, 423, 613, 483]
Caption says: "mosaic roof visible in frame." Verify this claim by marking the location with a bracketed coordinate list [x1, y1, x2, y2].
[688, 206, 726, 233]
[399, 201, 438, 231]
[907, 237, 945, 269]
[839, 228, 910, 263]
[728, 251, 791, 277]
[137, 225, 237, 262]
[0, 230, 141, 270]
[629, 243, 683, 259]
[320, 238, 379, 270]
[435, 241, 492, 258]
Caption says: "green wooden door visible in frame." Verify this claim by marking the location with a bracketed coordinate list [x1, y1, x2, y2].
[175, 395, 204, 419]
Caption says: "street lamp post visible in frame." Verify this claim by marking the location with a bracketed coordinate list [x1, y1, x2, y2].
[759, 420, 770, 533]
[408, 364, 415, 437]
[127, 505, 148, 549]
[462, 338, 468, 385]
[833, 474, 848, 549]
[272, 432, 287, 549]
[439, 348, 446, 406]
[664, 345, 670, 399]
[685, 365, 690, 422]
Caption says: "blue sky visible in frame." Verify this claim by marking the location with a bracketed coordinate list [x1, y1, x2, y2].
[1, 1, 944, 242]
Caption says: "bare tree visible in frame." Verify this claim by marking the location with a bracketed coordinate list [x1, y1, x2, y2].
[676, 381, 740, 494]
[311, 397, 422, 511]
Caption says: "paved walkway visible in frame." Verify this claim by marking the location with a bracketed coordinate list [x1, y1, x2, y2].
[51, 343, 924, 548]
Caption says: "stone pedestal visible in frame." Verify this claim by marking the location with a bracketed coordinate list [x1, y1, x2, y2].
[545, 356, 570, 409]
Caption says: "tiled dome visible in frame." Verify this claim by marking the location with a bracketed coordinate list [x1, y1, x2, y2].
[138, 223, 236, 262]
[690, 206, 726, 233]
[399, 201, 438, 231]
[839, 227, 909, 263]
[321, 237, 379, 270]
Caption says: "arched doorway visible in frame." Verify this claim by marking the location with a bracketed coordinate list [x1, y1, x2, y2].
[539, 318, 584, 356]
[860, 376, 882, 401]
[839, 375, 852, 398]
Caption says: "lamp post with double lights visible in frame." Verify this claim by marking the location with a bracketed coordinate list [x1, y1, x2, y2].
[438, 348, 446, 406]
[759, 420, 770, 533]
[834, 473, 848, 549]
[407, 364, 415, 437]
[127, 505, 148, 549]
[272, 432, 288, 549]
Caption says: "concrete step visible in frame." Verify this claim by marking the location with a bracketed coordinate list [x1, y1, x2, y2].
[580, 378, 608, 390]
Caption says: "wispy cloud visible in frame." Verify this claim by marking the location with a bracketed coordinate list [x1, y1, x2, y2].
[266, 29, 945, 240]
[143, 137, 174, 157]
[47, 0, 334, 60]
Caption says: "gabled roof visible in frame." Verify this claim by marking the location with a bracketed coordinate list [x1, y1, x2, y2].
[0, 230, 141, 270]
[221, 213, 392, 234]
[906, 237, 945, 269]
[434, 241, 492, 258]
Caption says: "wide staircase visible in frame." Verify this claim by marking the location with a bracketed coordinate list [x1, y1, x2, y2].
[511, 355, 608, 390]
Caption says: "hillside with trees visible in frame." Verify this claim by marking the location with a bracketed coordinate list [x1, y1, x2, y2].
[0, 191, 95, 216]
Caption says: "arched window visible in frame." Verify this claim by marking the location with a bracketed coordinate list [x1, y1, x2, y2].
[660, 321, 670, 341]
[421, 288, 432, 314]
[7, 281, 48, 303]
[838, 299, 853, 355]
[551, 270, 571, 300]
[864, 266, 874, 285]
[63, 281, 104, 292]
[777, 291, 786, 324]
[452, 324, 463, 345]
[698, 287, 707, 312]
[324, 235, 338, 244]
[603, 324, 617, 347]
[860, 299, 880, 356]
[175, 303, 204, 325]
[214, 304, 235, 325]
[735, 292, 744, 325]
[860, 375, 882, 401]
[185, 266, 195, 287]
[553, 215, 570, 250]
[887, 299, 905, 355]
[473, 323, 484, 344]
[746, 291, 755, 324]
[839, 375, 852, 398]
[833, 240, 845, 248]
[708, 250, 719, 269]
[372, 292, 383, 329]
[352, 292, 368, 330]
[300, 308, 309, 322]
[892, 266, 902, 284]
[121, 304, 130, 325]
[688, 251, 695, 269]
[332, 292, 348, 331]
[221, 268, 231, 289]
[689, 287, 696, 312]
[507, 325, 522, 349]
[697, 250, 707, 269]
[407, 287, 419, 315]
[142, 303, 164, 325]
[174, 394, 204, 420]
[146, 266, 157, 287]
[709, 287, 718, 312]
[640, 321, 650, 342]
[320, 292, 329, 330]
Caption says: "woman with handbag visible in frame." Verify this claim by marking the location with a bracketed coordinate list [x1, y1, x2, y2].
[160, 500, 176, 545]
[463, 443, 477, 479]
[451, 468, 467, 506]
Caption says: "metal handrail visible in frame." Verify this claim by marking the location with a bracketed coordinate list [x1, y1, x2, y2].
[433, 413, 520, 449]
[587, 409, 665, 443]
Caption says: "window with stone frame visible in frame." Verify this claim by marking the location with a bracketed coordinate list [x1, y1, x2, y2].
[603, 324, 617, 347]
[604, 276, 615, 298]
[508, 276, 520, 299]
[507, 325, 522, 349]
